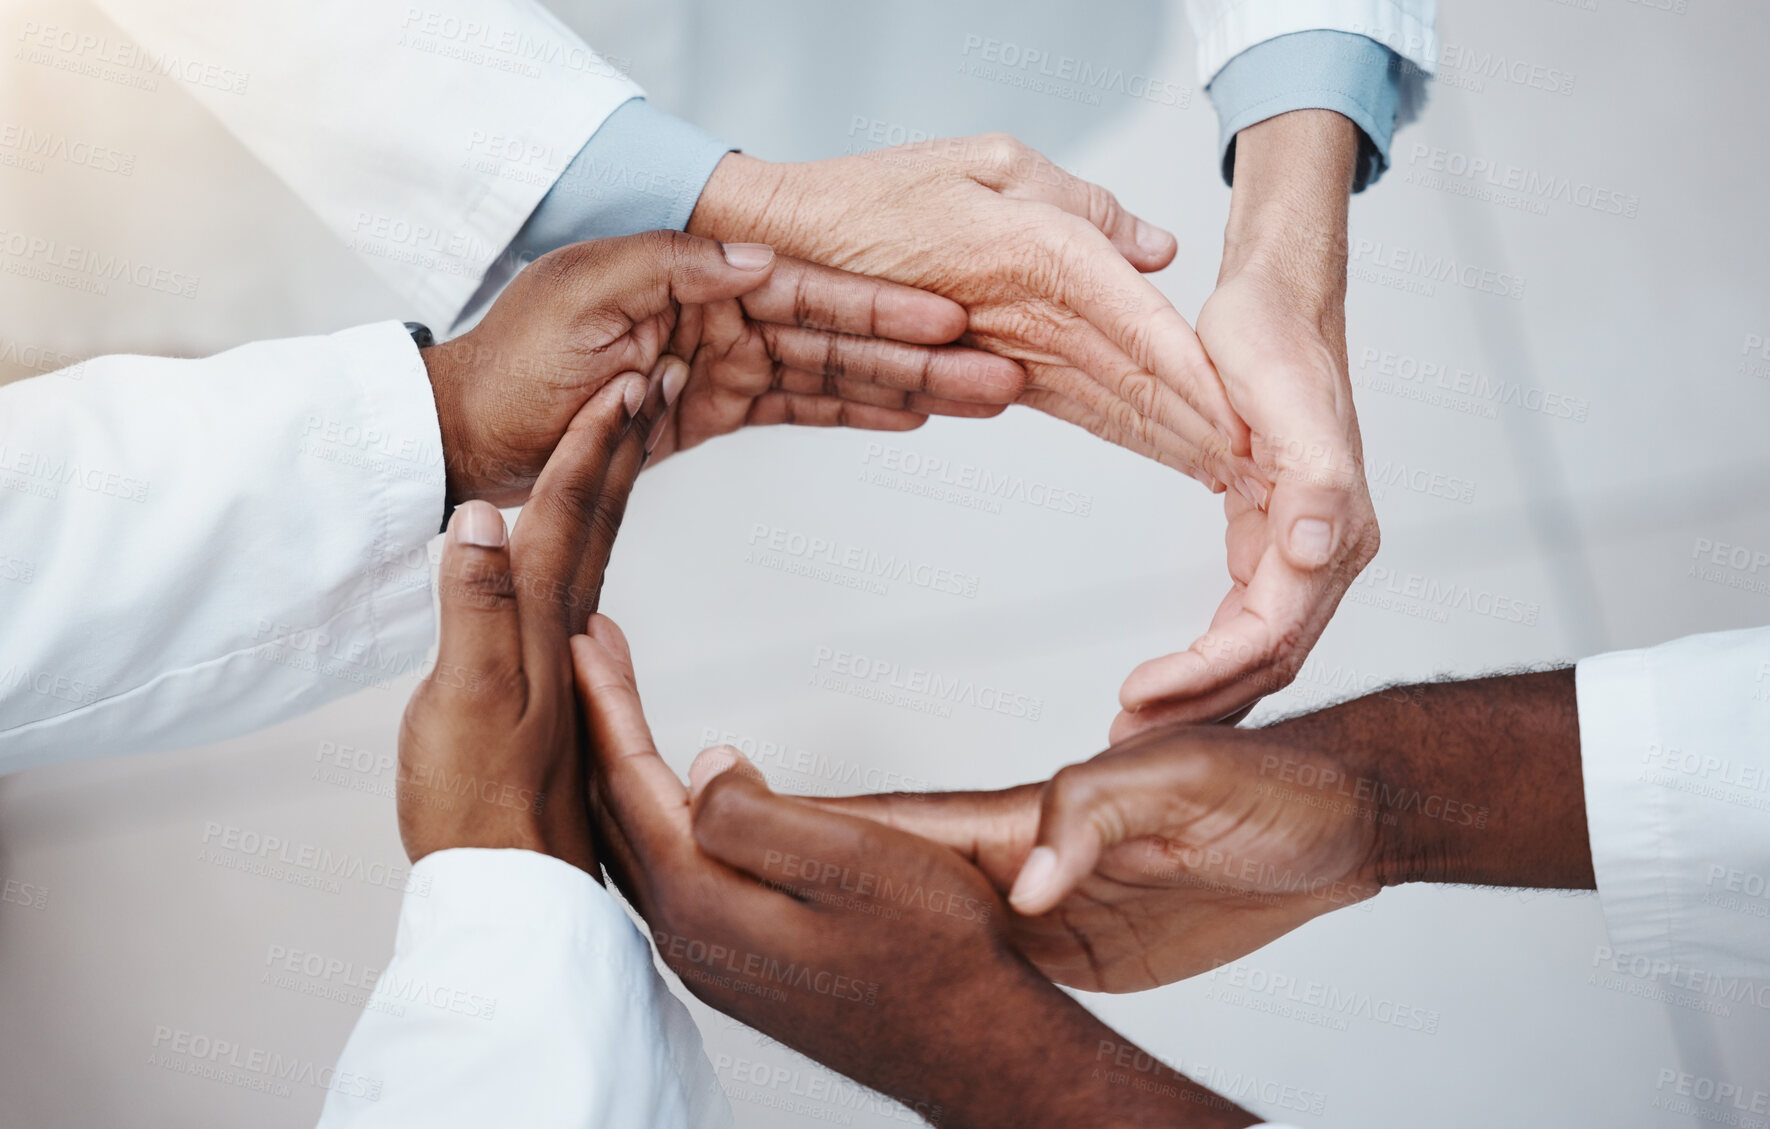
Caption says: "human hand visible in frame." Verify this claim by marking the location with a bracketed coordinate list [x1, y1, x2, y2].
[395, 358, 668, 869]
[816, 723, 1384, 994]
[1115, 111, 1380, 733]
[688, 138, 1264, 491]
[426, 230, 1024, 506]
[573, 617, 1255, 1129]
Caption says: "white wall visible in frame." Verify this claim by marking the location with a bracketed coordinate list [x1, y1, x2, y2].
[2, 0, 1767, 1125]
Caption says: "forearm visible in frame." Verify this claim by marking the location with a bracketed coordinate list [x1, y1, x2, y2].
[1219, 110, 1356, 317]
[932, 967, 1256, 1129]
[1266, 669, 1595, 891]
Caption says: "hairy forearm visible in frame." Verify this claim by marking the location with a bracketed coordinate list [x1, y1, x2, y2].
[1266, 669, 1595, 891]
[1220, 110, 1357, 318]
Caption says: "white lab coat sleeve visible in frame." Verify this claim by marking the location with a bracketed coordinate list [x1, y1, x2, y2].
[1181, 0, 1438, 123]
[317, 848, 732, 1129]
[0, 321, 443, 774]
[85, 0, 643, 329]
[1576, 625, 1770, 980]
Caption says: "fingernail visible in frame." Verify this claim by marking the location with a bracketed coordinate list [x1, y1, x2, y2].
[661, 358, 688, 408]
[1290, 518, 1333, 566]
[1009, 845, 1058, 911]
[722, 242, 774, 270]
[452, 499, 506, 549]
[622, 376, 645, 419]
[1134, 219, 1168, 257]
[1237, 477, 1268, 510]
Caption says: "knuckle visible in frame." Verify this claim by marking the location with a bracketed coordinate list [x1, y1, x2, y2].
[691, 773, 749, 840]
[1044, 764, 1099, 819]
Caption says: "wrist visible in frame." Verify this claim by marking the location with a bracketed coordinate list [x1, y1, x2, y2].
[686, 152, 783, 245]
[1266, 671, 1593, 891]
[421, 342, 477, 508]
[1219, 110, 1357, 318]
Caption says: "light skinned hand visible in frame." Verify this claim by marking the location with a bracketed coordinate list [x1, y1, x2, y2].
[1114, 110, 1380, 732]
[689, 135, 1265, 494]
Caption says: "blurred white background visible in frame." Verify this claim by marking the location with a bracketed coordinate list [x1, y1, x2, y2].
[2, 0, 1768, 1125]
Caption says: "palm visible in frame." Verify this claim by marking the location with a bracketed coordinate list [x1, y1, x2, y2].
[1113, 269, 1378, 734]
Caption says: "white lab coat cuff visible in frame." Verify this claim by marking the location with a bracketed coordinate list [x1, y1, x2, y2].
[1577, 627, 1770, 980]
[1576, 649, 1677, 964]
[319, 848, 730, 1128]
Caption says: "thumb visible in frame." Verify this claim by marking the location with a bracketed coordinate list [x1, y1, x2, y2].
[565, 230, 779, 322]
[432, 500, 521, 686]
[1008, 764, 1137, 916]
[1268, 472, 1359, 572]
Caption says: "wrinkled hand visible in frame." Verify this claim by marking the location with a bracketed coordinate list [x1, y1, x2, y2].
[574, 620, 1253, 1129]
[689, 137, 1262, 491]
[395, 359, 665, 868]
[428, 230, 1023, 506]
[817, 723, 1383, 993]
[1115, 110, 1379, 732]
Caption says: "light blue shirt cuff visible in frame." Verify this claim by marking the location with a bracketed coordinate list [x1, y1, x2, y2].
[1207, 30, 1404, 193]
[508, 97, 733, 261]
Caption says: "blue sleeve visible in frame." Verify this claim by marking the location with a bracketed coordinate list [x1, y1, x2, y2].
[1206, 31, 1407, 193]
[507, 97, 733, 260]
